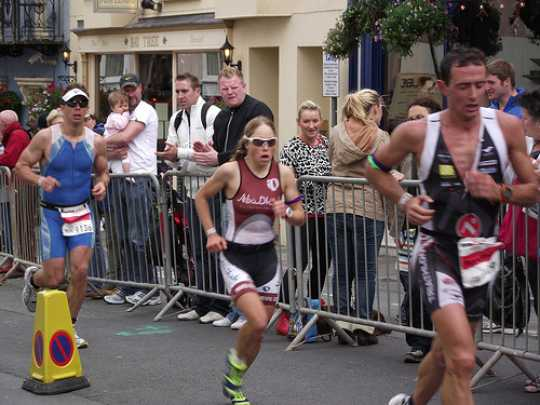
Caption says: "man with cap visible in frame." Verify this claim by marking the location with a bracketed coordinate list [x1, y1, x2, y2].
[16, 84, 109, 349]
[101, 73, 161, 306]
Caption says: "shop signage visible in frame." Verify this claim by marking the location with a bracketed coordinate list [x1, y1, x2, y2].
[322, 52, 339, 97]
[388, 73, 443, 121]
[94, 0, 138, 13]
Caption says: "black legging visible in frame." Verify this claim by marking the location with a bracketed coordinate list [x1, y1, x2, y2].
[281, 216, 330, 304]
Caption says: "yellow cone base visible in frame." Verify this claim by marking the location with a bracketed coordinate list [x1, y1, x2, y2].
[22, 376, 90, 395]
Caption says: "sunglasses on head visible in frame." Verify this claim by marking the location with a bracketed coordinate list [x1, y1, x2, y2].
[247, 137, 277, 147]
[65, 97, 89, 108]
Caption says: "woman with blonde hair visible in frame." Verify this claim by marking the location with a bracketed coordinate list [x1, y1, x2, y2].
[327, 89, 388, 345]
[196, 116, 304, 405]
[278, 100, 331, 333]
[46, 109, 63, 127]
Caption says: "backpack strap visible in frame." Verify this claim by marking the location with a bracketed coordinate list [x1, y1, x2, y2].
[174, 102, 211, 133]
[201, 101, 210, 130]
[173, 110, 183, 133]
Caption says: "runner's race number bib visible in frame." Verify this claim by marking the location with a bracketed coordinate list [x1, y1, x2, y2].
[458, 237, 503, 288]
[59, 204, 94, 237]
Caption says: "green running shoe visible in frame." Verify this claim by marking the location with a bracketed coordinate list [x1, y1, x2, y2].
[223, 349, 250, 405]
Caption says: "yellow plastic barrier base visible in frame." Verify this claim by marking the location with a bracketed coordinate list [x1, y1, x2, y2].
[21, 289, 90, 395]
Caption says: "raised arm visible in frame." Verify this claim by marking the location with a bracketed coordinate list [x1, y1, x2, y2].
[365, 120, 434, 224]
[14, 129, 59, 191]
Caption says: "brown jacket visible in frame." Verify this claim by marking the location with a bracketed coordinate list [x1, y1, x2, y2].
[326, 120, 389, 221]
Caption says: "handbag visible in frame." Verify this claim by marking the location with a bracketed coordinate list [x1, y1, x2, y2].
[499, 204, 538, 258]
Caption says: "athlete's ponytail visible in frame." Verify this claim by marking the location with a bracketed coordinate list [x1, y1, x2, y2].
[230, 116, 276, 161]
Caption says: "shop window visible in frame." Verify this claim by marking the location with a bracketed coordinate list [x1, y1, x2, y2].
[176, 52, 223, 98]
[97, 53, 136, 120]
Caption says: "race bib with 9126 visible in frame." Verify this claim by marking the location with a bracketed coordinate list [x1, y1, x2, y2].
[59, 204, 94, 237]
[457, 237, 503, 289]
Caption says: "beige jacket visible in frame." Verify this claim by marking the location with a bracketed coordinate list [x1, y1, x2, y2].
[326, 121, 389, 221]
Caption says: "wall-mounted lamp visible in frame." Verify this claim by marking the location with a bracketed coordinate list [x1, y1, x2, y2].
[62, 46, 77, 76]
[220, 36, 242, 71]
[141, 0, 162, 12]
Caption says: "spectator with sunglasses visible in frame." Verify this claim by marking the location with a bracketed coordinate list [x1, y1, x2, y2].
[195, 116, 304, 405]
[16, 84, 109, 349]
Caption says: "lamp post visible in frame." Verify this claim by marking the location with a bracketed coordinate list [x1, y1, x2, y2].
[220, 36, 242, 71]
[62, 46, 77, 77]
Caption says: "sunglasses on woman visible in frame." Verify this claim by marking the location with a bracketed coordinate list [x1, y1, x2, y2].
[247, 137, 277, 147]
[65, 97, 89, 108]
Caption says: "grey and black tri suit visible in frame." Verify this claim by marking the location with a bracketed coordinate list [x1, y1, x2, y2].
[410, 108, 510, 321]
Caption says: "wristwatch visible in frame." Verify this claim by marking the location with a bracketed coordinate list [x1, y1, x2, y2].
[500, 184, 513, 203]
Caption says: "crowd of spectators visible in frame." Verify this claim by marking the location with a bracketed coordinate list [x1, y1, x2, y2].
[0, 56, 539, 394]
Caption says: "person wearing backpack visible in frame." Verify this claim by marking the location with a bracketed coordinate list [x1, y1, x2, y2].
[157, 73, 229, 324]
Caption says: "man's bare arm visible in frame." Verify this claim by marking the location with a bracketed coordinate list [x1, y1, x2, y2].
[14, 129, 49, 186]
[365, 120, 424, 204]
[499, 111, 538, 205]
[92, 135, 109, 201]
[105, 120, 145, 145]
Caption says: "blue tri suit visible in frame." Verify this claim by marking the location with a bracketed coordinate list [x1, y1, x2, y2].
[40, 124, 96, 261]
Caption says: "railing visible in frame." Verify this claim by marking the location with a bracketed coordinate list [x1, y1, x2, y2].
[0, 0, 63, 45]
[2, 171, 539, 390]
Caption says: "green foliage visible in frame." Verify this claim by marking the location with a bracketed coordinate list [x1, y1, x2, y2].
[324, 0, 388, 58]
[0, 91, 23, 116]
[380, 1, 447, 56]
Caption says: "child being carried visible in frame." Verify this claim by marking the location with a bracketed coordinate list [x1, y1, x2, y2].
[104, 90, 130, 173]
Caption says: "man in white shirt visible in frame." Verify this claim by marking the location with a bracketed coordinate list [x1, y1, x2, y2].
[157, 73, 229, 323]
[103, 73, 161, 306]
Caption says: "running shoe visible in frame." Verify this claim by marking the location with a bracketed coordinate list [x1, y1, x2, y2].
[126, 290, 146, 305]
[388, 393, 412, 405]
[214, 310, 238, 327]
[200, 311, 223, 324]
[223, 349, 250, 405]
[74, 330, 88, 349]
[22, 266, 38, 312]
[177, 309, 200, 321]
[104, 289, 126, 305]
[230, 316, 247, 330]
[403, 349, 426, 364]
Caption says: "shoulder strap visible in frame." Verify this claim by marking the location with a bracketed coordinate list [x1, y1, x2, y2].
[418, 112, 441, 181]
[481, 107, 510, 183]
[201, 102, 211, 130]
[173, 110, 183, 133]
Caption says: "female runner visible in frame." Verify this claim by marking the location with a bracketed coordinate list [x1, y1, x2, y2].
[195, 116, 304, 405]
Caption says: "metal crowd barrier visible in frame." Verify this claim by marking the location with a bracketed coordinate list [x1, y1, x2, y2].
[0, 166, 13, 271]
[286, 175, 539, 388]
[152, 171, 293, 322]
[3, 168, 539, 388]
[0, 167, 41, 283]
[86, 173, 167, 310]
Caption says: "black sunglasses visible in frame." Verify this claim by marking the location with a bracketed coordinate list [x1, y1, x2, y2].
[65, 97, 89, 108]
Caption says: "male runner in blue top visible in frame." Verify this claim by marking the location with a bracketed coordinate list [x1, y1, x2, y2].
[16, 84, 108, 349]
